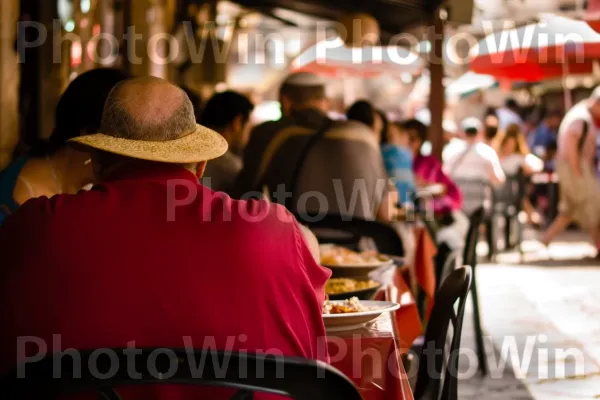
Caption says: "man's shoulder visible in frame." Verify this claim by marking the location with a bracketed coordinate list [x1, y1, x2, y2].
[474, 142, 500, 161]
[252, 118, 293, 136]
[0, 190, 107, 243]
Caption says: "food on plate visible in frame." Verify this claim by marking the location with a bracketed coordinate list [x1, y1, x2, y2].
[325, 278, 380, 295]
[320, 246, 386, 266]
[322, 297, 368, 315]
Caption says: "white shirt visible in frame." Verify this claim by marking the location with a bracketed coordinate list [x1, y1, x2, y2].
[444, 140, 506, 214]
[500, 154, 525, 175]
[444, 141, 505, 183]
[500, 153, 544, 176]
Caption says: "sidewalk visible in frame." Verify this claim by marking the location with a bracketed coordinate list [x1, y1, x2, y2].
[458, 231, 600, 399]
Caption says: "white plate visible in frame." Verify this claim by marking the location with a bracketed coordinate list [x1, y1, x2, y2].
[322, 300, 400, 332]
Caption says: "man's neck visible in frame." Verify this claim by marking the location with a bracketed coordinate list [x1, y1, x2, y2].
[290, 106, 325, 115]
[51, 148, 92, 193]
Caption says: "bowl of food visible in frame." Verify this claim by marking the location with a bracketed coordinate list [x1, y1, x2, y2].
[325, 278, 382, 300]
[320, 245, 394, 278]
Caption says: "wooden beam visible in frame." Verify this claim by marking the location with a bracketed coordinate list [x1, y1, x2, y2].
[427, 7, 445, 160]
[0, 0, 19, 167]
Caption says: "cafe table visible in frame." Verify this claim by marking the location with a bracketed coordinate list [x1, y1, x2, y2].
[326, 312, 415, 400]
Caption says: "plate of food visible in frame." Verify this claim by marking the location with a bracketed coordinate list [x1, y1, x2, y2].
[325, 278, 382, 300]
[322, 298, 400, 332]
[320, 245, 394, 278]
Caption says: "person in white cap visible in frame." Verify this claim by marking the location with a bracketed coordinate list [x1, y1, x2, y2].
[543, 87, 600, 255]
[235, 71, 399, 222]
[444, 117, 506, 215]
[234, 72, 330, 196]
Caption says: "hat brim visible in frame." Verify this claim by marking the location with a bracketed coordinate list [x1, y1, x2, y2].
[69, 124, 228, 163]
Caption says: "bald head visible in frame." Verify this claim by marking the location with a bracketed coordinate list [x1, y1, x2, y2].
[100, 77, 197, 141]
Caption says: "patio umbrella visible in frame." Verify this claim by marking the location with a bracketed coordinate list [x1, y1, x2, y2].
[408, 71, 496, 102]
[446, 72, 497, 97]
[291, 38, 424, 78]
[470, 14, 600, 82]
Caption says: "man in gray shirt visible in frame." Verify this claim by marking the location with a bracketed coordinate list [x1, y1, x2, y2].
[235, 72, 397, 221]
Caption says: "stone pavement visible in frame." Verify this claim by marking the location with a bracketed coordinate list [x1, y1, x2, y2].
[457, 230, 600, 400]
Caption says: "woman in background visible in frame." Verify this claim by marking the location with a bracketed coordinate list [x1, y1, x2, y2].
[0, 68, 129, 224]
[404, 119, 467, 250]
[497, 124, 544, 225]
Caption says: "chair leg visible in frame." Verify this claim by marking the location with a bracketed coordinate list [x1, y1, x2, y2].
[470, 266, 488, 376]
[486, 217, 496, 261]
[504, 214, 511, 251]
[516, 218, 524, 257]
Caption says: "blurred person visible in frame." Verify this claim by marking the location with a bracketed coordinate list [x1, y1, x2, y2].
[381, 122, 415, 205]
[498, 124, 544, 225]
[543, 139, 558, 172]
[0, 78, 331, 397]
[543, 89, 600, 255]
[234, 72, 329, 196]
[0, 68, 128, 225]
[442, 119, 458, 147]
[406, 119, 467, 250]
[444, 117, 506, 215]
[484, 109, 500, 149]
[445, 118, 506, 184]
[235, 72, 398, 221]
[200, 91, 254, 195]
[528, 110, 562, 155]
[498, 124, 544, 176]
[346, 100, 383, 141]
[497, 98, 524, 131]
[181, 86, 203, 123]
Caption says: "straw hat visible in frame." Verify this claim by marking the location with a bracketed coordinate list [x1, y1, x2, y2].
[69, 124, 228, 164]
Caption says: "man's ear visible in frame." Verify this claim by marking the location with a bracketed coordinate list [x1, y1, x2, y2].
[196, 161, 207, 178]
[280, 96, 291, 116]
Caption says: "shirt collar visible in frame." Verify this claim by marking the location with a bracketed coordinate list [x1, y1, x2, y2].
[103, 161, 199, 184]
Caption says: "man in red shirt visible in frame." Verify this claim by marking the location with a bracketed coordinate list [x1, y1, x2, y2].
[0, 77, 330, 396]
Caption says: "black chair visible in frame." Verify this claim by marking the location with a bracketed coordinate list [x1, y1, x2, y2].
[294, 212, 404, 257]
[437, 247, 464, 289]
[493, 171, 527, 255]
[453, 179, 496, 261]
[413, 267, 472, 400]
[1, 349, 363, 400]
[463, 207, 488, 376]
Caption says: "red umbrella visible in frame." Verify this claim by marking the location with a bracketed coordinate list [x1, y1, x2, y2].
[470, 14, 600, 82]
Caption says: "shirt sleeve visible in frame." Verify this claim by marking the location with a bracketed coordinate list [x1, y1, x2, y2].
[431, 158, 463, 210]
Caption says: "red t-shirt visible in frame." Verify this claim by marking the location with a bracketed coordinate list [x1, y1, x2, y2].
[0, 163, 330, 398]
